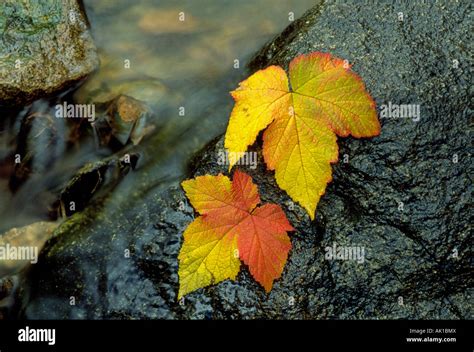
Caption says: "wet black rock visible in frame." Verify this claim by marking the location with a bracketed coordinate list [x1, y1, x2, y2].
[0, 276, 18, 320]
[9, 103, 69, 192]
[18, 185, 212, 319]
[0, 1, 99, 105]
[197, 1, 472, 318]
[50, 152, 140, 218]
[15, 1, 472, 319]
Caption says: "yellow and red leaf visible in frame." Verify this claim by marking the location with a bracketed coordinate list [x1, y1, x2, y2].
[178, 170, 293, 297]
[225, 52, 380, 219]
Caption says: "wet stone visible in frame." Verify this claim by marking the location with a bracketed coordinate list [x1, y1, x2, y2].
[0, 0, 99, 105]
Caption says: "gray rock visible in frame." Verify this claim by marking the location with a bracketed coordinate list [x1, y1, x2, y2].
[0, 221, 58, 278]
[15, 1, 472, 319]
[0, 0, 99, 105]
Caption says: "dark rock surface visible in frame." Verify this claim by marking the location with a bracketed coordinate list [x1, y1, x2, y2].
[51, 152, 140, 218]
[15, 1, 472, 319]
[0, 1, 99, 105]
